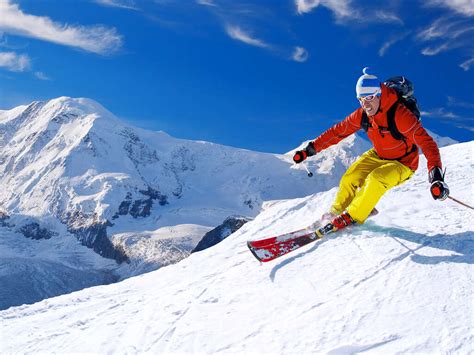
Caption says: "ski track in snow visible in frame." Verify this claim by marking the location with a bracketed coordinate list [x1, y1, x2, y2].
[0, 128, 472, 351]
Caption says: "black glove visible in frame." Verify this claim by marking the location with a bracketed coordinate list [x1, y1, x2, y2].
[292, 142, 317, 164]
[293, 150, 307, 164]
[429, 167, 449, 200]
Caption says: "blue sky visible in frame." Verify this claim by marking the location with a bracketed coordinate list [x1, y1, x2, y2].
[0, 0, 473, 153]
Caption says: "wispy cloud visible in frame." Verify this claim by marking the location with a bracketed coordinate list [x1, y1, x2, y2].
[292, 46, 308, 62]
[460, 57, 474, 71]
[416, 16, 474, 68]
[225, 25, 270, 48]
[295, 0, 354, 19]
[94, 0, 139, 11]
[422, 107, 474, 132]
[374, 10, 403, 24]
[0, 51, 29, 71]
[454, 123, 474, 132]
[196, 0, 217, 7]
[417, 17, 474, 43]
[378, 32, 409, 56]
[422, 98, 474, 131]
[0, 50, 51, 79]
[447, 96, 474, 109]
[34, 71, 51, 80]
[0, 0, 123, 55]
[422, 108, 463, 119]
[295, 0, 403, 25]
[420, 42, 453, 56]
[426, 0, 474, 17]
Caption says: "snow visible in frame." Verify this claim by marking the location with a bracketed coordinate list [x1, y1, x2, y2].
[112, 224, 213, 277]
[1, 141, 472, 353]
[0, 223, 117, 310]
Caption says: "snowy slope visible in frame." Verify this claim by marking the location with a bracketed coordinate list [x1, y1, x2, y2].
[1, 142, 472, 353]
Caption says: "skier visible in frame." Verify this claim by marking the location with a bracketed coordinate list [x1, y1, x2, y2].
[292, 68, 449, 232]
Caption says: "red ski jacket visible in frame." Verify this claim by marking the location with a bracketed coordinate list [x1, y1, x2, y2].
[311, 84, 442, 171]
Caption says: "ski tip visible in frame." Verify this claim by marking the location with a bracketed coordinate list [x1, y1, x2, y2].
[247, 241, 264, 263]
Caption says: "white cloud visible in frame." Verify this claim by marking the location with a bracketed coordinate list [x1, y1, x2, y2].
[196, 0, 217, 7]
[421, 42, 452, 56]
[421, 108, 462, 119]
[295, 0, 319, 14]
[295, 0, 354, 19]
[422, 108, 474, 129]
[295, 0, 402, 25]
[447, 96, 474, 108]
[417, 17, 474, 41]
[0, 51, 29, 71]
[378, 32, 409, 56]
[374, 10, 403, 24]
[34, 71, 51, 80]
[427, 0, 474, 17]
[292, 46, 308, 62]
[225, 25, 270, 48]
[455, 123, 474, 131]
[94, 0, 139, 11]
[0, 0, 123, 55]
[460, 57, 474, 71]
[416, 17, 474, 57]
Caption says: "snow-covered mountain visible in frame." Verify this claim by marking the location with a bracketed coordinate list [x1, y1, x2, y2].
[0, 97, 371, 240]
[0, 97, 375, 309]
[1, 141, 471, 353]
[425, 129, 459, 147]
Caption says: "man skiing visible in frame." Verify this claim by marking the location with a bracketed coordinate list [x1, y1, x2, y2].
[292, 67, 449, 233]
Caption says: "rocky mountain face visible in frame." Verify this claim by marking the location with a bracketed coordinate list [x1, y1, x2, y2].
[192, 216, 252, 253]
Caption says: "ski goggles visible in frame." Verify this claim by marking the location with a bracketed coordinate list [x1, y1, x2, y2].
[358, 94, 380, 104]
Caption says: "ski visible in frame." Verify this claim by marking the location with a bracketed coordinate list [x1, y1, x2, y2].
[247, 225, 318, 249]
[247, 230, 321, 262]
[247, 223, 342, 262]
[247, 209, 378, 262]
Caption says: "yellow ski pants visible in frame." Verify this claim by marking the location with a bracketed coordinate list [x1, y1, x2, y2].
[331, 149, 414, 223]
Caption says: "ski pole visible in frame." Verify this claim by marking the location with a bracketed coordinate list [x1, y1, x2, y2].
[448, 195, 474, 210]
[303, 163, 313, 177]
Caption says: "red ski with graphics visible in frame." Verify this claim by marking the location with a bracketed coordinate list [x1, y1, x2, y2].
[247, 209, 379, 262]
[247, 229, 321, 262]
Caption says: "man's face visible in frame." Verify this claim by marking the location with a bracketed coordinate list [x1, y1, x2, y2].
[359, 95, 381, 116]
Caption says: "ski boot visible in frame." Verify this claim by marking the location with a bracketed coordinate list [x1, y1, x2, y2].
[315, 211, 355, 238]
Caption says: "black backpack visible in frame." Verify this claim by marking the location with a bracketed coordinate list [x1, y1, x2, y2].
[361, 76, 421, 141]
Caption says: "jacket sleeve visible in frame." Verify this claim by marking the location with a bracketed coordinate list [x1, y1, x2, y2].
[312, 109, 363, 152]
[395, 105, 442, 171]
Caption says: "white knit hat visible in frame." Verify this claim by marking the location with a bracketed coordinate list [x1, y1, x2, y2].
[356, 67, 381, 98]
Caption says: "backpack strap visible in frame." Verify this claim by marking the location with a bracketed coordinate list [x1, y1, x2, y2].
[386, 102, 404, 141]
[361, 111, 370, 132]
[361, 101, 418, 159]
[387, 101, 419, 158]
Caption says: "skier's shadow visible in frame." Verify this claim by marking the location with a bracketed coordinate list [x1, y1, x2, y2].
[358, 222, 474, 265]
[270, 223, 473, 282]
[269, 237, 334, 282]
